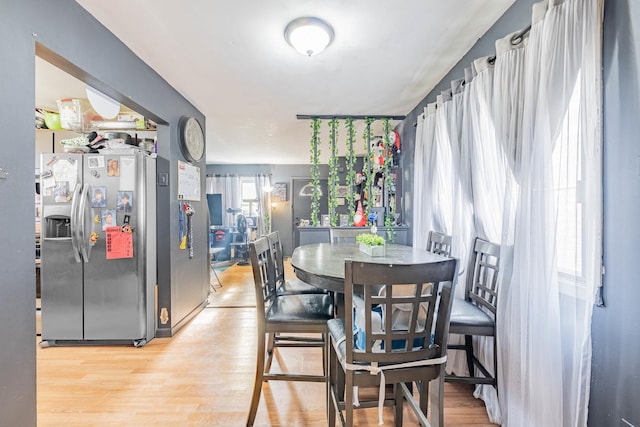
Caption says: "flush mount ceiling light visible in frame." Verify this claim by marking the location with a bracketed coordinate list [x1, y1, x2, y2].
[284, 17, 334, 57]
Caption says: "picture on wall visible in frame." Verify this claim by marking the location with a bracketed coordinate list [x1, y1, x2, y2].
[274, 182, 288, 202]
[337, 185, 349, 198]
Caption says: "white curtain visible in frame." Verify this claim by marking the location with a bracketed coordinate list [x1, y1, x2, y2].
[452, 72, 477, 301]
[432, 92, 456, 235]
[255, 174, 272, 236]
[205, 174, 241, 227]
[412, 0, 603, 424]
[412, 103, 437, 251]
[499, 0, 603, 425]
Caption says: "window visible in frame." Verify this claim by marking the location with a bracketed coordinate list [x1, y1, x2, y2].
[241, 178, 259, 217]
[552, 73, 597, 297]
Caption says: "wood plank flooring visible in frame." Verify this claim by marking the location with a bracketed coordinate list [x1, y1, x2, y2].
[37, 261, 495, 426]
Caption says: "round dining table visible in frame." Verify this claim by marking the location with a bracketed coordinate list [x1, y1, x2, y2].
[291, 243, 450, 316]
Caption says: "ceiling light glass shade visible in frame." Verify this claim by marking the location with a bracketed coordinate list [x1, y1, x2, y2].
[285, 17, 334, 57]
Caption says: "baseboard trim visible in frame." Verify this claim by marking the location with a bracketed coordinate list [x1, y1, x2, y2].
[155, 299, 207, 338]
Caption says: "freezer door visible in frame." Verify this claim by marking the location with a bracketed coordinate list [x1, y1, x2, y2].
[39, 153, 84, 340]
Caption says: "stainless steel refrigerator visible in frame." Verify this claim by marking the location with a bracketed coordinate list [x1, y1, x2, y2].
[39, 152, 156, 347]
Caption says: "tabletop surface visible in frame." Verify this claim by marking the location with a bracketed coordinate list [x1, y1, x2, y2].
[291, 243, 449, 292]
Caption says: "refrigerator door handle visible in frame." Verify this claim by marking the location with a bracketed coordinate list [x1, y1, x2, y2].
[70, 183, 82, 263]
[79, 183, 92, 263]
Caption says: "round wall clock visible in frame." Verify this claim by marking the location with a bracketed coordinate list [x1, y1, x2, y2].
[178, 116, 205, 162]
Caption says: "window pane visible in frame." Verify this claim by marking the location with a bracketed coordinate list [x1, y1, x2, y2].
[242, 181, 257, 200]
[553, 79, 583, 278]
[241, 201, 258, 217]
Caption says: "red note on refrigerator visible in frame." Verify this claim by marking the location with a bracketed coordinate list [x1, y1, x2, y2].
[105, 226, 134, 259]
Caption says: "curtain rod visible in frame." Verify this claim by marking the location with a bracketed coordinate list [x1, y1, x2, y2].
[296, 114, 406, 120]
[487, 24, 532, 64]
[511, 24, 531, 45]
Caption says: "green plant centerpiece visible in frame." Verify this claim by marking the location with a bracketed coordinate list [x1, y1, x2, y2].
[356, 229, 386, 257]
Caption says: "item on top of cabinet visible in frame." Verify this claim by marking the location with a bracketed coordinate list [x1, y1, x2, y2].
[104, 132, 133, 145]
[59, 135, 90, 153]
[36, 108, 62, 130]
[353, 200, 366, 227]
[56, 98, 96, 131]
[138, 138, 155, 153]
[86, 86, 120, 120]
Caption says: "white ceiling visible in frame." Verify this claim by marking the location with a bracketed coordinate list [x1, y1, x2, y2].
[42, 1, 514, 164]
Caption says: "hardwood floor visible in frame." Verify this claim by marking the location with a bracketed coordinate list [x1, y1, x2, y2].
[37, 261, 495, 426]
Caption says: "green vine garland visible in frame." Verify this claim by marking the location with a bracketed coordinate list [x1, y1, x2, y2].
[345, 118, 356, 223]
[362, 117, 375, 221]
[309, 118, 322, 226]
[327, 118, 339, 226]
[382, 118, 395, 242]
[263, 211, 271, 234]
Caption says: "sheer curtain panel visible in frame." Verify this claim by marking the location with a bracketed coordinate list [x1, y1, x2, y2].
[255, 174, 272, 237]
[412, 0, 603, 424]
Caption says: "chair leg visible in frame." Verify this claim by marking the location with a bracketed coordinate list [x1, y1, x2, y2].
[265, 332, 275, 374]
[322, 333, 327, 379]
[419, 380, 429, 420]
[344, 372, 354, 427]
[464, 335, 474, 377]
[337, 357, 346, 412]
[394, 383, 404, 426]
[327, 342, 337, 427]
[429, 370, 445, 427]
[246, 329, 266, 426]
[493, 335, 498, 393]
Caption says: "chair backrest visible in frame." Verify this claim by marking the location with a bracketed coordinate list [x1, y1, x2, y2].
[265, 231, 285, 286]
[344, 258, 458, 366]
[465, 238, 501, 315]
[426, 230, 452, 257]
[330, 228, 370, 243]
[249, 236, 278, 310]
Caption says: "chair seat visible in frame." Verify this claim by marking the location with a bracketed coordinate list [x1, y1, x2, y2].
[278, 278, 328, 295]
[327, 318, 347, 359]
[328, 317, 434, 381]
[267, 293, 334, 324]
[449, 299, 494, 335]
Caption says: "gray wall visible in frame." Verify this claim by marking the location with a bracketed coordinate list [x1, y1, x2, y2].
[206, 164, 329, 256]
[590, 0, 640, 425]
[0, 2, 209, 424]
